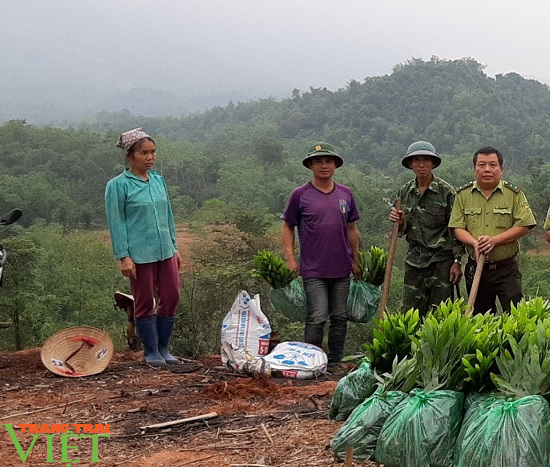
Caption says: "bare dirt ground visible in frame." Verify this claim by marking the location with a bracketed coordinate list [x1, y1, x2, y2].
[0, 349, 378, 467]
[0, 227, 379, 466]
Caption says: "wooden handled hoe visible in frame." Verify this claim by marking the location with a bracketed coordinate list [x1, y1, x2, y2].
[379, 198, 401, 319]
[465, 252, 485, 316]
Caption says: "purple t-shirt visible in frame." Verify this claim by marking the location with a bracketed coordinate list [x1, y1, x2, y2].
[282, 182, 360, 278]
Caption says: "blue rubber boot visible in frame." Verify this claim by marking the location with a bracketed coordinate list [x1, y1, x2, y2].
[157, 316, 179, 364]
[135, 316, 166, 367]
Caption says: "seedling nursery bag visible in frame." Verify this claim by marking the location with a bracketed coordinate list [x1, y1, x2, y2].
[269, 278, 307, 322]
[330, 387, 406, 462]
[454, 393, 550, 467]
[329, 359, 378, 421]
[347, 279, 381, 323]
[375, 388, 464, 467]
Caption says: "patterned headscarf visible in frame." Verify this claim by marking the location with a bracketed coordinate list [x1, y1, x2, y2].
[116, 128, 154, 153]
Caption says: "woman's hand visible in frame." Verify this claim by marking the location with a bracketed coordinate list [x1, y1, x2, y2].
[175, 251, 184, 271]
[119, 257, 137, 280]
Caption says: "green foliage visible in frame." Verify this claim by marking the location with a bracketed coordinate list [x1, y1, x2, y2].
[251, 250, 296, 289]
[175, 225, 274, 357]
[416, 300, 478, 391]
[461, 312, 502, 392]
[0, 226, 125, 351]
[363, 308, 421, 373]
[519, 253, 550, 300]
[234, 208, 276, 236]
[358, 246, 388, 286]
[498, 298, 546, 346]
[491, 321, 550, 398]
[6, 57, 550, 357]
[0, 236, 41, 350]
[363, 298, 550, 396]
[374, 355, 419, 394]
[511, 296, 550, 321]
[5, 57, 550, 237]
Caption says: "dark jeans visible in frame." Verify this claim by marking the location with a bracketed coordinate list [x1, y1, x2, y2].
[465, 257, 522, 314]
[303, 276, 350, 366]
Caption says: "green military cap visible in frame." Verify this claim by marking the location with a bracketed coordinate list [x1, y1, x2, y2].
[303, 142, 344, 168]
[402, 141, 442, 169]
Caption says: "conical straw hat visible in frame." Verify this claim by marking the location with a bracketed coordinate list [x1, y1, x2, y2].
[41, 326, 114, 377]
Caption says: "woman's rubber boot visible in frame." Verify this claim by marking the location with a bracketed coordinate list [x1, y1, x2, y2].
[157, 316, 179, 364]
[135, 316, 166, 367]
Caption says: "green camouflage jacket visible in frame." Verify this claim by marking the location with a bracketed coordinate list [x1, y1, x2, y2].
[396, 175, 464, 268]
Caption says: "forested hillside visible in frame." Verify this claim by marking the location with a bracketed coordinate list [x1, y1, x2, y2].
[2, 56, 550, 353]
[4, 58, 550, 230]
[89, 57, 550, 171]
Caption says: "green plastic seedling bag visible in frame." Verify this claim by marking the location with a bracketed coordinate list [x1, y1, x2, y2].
[329, 359, 378, 422]
[455, 393, 550, 467]
[269, 278, 307, 322]
[347, 280, 381, 323]
[330, 388, 406, 462]
[375, 388, 464, 467]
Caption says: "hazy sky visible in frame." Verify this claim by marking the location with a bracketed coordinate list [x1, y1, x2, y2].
[5, 0, 550, 93]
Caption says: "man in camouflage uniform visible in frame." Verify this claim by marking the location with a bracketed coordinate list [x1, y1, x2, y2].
[390, 141, 463, 315]
[449, 146, 536, 314]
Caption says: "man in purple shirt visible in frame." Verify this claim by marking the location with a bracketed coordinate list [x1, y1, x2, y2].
[281, 142, 361, 373]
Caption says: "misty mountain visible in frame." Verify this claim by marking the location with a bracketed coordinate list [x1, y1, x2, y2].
[86, 58, 550, 174]
[0, 34, 291, 124]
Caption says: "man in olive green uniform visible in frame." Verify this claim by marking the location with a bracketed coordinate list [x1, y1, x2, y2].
[390, 141, 463, 315]
[449, 146, 536, 314]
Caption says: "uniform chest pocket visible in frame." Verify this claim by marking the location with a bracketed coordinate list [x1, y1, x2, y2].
[464, 207, 482, 229]
[421, 205, 446, 225]
[493, 207, 512, 228]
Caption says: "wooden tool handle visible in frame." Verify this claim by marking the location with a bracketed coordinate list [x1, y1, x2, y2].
[466, 252, 485, 315]
[379, 198, 401, 318]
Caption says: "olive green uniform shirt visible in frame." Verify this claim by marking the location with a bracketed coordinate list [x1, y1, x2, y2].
[396, 175, 463, 268]
[449, 180, 536, 262]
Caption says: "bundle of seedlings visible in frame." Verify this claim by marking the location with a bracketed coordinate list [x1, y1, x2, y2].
[455, 319, 550, 467]
[363, 307, 421, 374]
[333, 298, 550, 467]
[348, 246, 388, 323]
[375, 300, 476, 467]
[460, 311, 502, 393]
[331, 356, 418, 462]
[329, 308, 420, 425]
[358, 246, 388, 286]
[252, 250, 296, 289]
[252, 250, 306, 322]
[253, 247, 389, 323]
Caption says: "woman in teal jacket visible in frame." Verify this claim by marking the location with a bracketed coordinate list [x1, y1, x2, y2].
[105, 128, 183, 366]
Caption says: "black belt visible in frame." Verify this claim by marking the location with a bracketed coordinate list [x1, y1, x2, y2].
[468, 256, 517, 270]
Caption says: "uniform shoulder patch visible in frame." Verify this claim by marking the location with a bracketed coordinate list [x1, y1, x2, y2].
[503, 180, 521, 193]
[455, 181, 474, 192]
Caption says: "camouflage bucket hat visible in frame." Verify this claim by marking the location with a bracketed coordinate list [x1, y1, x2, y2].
[303, 142, 343, 168]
